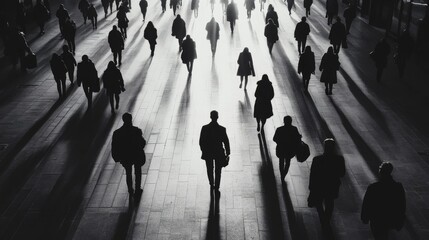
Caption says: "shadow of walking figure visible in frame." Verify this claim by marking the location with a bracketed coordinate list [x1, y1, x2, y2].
[206, 190, 221, 240]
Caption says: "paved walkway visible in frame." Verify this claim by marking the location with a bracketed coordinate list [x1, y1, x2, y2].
[0, 0, 428, 239]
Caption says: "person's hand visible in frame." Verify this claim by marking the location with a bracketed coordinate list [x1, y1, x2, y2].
[122, 87, 126, 92]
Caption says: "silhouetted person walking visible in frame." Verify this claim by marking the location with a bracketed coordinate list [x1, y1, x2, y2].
[61, 45, 77, 84]
[294, 17, 310, 54]
[181, 35, 197, 73]
[264, 19, 278, 54]
[303, 0, 313, 17]
[308, 138, 345, 229]
[56, 4, 70, 38]
[320, 46, 339, 95]
[112, 113, 146, 198]
[78, 0, 90, 24]
[16, 2, 26, 33]
[343, 4, 356, 34]
[298, 46, 315, 91]
[117, 3, 129, 38]
[273, 116, 301, 180]
[206, 17, 220, 55]
[226, 0, 238, 33]
[34, 0, 50, 35]
[254, 74, 274, 132]
[361, 162, 406, 240]
[172, 14, 186, 50]
[103, 61, 125, 113]
[88, 4, 98, 29]
[5, 28, 32, 72]
[102, 0, 110, 17]
[237, 47, 255, 89]
[144, 21, 158, 56]
[396, 29, 413, 78]
[139, 0, 148, 21]
[287, 0, 294, 15]
[77, 55, 98, 109]
[50, 53, 68, 98]
[265, 5, 278, 27]
[161, 0, 167, 13]
[329, 17, 346, 53]
[115, 0, 122, 10]
[108, 25, 124, 65]
[326, 0, 338, 25]
[245, 0, 255, 18]
[370, 38, 390, 83]
[63, 18, 76, 54]
[170, 0, 179, 16]
[199, 111, 230, 192]
[191, 0, 199, 17]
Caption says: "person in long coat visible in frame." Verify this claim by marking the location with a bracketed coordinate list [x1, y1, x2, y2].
[265, 5, 278, 27]
[78, 0, 90, 24]
[326, 0, 338, 25]
[34, 0, 50, 35]
[287, 0, 294, 15]
[161, 0, 167, 12]
[61, 45, 77, 84]
[308, 138, 345, 227]
[370, 38, 390, 83]
[304, 0, 313, 17]
[170, 0, 179, 16]
[139, 0, 148, 21]
[298, 46, 315, 91]
[191, 0, 199, 17]
[50, 53, 68, 98]
[108, 25, 124, 65]
[102, 0, 110, 17]
[181, 35, 197, 73]
[329, 17, 346, 53]
[77, 55, 98, 108]
[343, 4, 356, 34]
[254, 74, 274, 132]
[103, 61, 125, 113]
[172, 14, 186, 50]
[87, 4, 98, 29]
[226, 0, 238, 33]
[205, 17, 220, 55]
[63, 18, 76, 54]
[320, 46, 339, 95]
[273, 116, 301, 180]
[117, 4, 129, 38]
[56, 4, 70, 37]
[237, 47, 255, 89]
[294, 17, 310, 54]
[361, 162, 406, 240]
[5, 28, 32, 72]
[264, 19, 278, 54]
[245, 0, 255, 18]
[144, 21, 158, 56]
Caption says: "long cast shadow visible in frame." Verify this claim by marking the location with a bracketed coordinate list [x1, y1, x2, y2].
[257, 132, 284, 239]
[205, 190, 221, 240]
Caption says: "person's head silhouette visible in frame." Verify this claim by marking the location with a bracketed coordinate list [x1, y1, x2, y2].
[268, 4, 273, 11]
[210, 111, 218, 122]
[122, 112, 132, 125]
[304, 46, 312, 53]
[82, 55, 89, 61]
[262, 74, 269, 81]
[62, 45, 69, 52]
[243, 47, 249, 53]
[113, 25, 117, 31]
[108, 61, 116, 69]
[336, 16, 342, 23]
[147, 21, 154, 29]
[177, 14, 181, 19]
[327, 46, 334, 55]
[323, 138, 335, 155]
[302, 17, 306, 22]
[283, 115, 292, 126]
[379, 162, 393, 179]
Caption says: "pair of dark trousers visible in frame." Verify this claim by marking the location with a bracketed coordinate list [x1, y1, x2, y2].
[205, 159, 222, 189]
[123, 163, 142, 193]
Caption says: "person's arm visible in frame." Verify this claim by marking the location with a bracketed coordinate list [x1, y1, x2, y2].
[119, 70, 125, 90]
[223, 128, 230, 156]
[199, 126, 206, 152]
[249, 53, 255, 76]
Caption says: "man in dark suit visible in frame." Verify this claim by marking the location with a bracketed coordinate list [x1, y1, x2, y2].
[77, 55, 98, 109]
[361, 162, 406, 240]
[112, 113, 147, 198]
[199, 111, 230, 191]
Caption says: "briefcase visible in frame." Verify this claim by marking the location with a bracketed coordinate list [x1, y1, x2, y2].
[25, 53, 37, 69]
[296, 141, 310, 163]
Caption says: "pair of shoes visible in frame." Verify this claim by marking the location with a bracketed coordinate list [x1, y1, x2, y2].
[325, 88, 329, 95]
[239, 83, 242, 88]
[115, 103, 119, 109]
[128, 189, 134, 196]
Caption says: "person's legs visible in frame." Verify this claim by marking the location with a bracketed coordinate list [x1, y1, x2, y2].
[279, 158, 285, 179]
[189, 60, 194, 72]
[109, 93, 114, 112]
[261, 118, 266, 130]
[324, 198, 335, 222]
[297, 40, 302, 54]
[61, 78, 66, 95]
[268, 41, 273, 54]
[69, 67, 74, 83]
[205, 159, 214, 187]
[124, 164, 134, 194]
[178, 38, 183, 50]
[370, 222, 389, 240]
[244, 76, 248, 89]
[284, 157, 291, 175]
[302, 37, 307, 53]
[316, 203, 326, 226]
[71, 38, 76, 53]
[113, 51, 118, 64]
[230, 21, 234, 33]
[118, 50, 122, 65]
[134, 164, 142, 191]
[328, 83, 333, 94]
[256, 118, 261, 131]
[115, 93, 120, 109]
[239, 75, 243, 88]
[84, 85, 92, 107]
[150, 43, 155, 56]
[55, 80, 62, 97]
[324, 83, 329, 94]
[214, 160, 222, 190]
